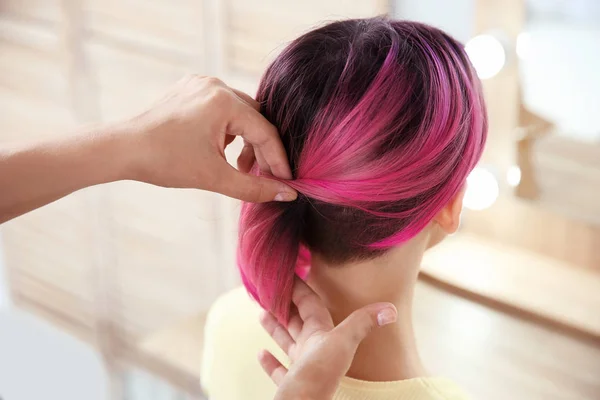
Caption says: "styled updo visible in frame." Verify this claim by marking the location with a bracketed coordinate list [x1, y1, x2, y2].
[237, 17, 487, 322]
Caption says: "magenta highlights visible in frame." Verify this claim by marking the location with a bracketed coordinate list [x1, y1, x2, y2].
[237, 18, 487, 323]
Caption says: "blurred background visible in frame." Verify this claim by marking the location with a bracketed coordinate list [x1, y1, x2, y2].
[0, 0, 599, 399]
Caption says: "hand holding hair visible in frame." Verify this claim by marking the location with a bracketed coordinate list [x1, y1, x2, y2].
[0, 75, 297, 224]
[124, 75, 296, 200]
[260, 278, 398, 400]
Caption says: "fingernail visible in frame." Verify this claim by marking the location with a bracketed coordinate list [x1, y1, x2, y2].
[377, 308, 397, 326]
[274, 192, 296, 202]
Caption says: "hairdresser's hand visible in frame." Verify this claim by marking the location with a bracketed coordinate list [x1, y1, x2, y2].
[0, 75, 296, 224]
[126, 75, 296, 202]
[259, 279, 397, 400]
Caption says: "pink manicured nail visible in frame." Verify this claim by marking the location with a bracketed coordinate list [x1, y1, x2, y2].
[274, 192, 296, 202]
[377, 308, 397, 326]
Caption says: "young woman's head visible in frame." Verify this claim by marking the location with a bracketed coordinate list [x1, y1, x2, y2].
[238, 17, 487, 322]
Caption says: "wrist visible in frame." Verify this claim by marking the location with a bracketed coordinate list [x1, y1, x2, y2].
[85, 122, 141, 184]
[109, 115, 169, 185]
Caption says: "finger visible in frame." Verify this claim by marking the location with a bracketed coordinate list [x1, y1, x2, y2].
[231, 88, 260, 110]
[258, 350, 287, 386]
[213, 160, 297, 203]
[260, 311, 296, 355]
[287, 308, 303, 340]
[237, 141, 256, 173]
[333, 303, 397, 351]
[228, 101, 293, 179]
[292, 278, 333, 330]
[224, 134, 236, 147]
[254, 147, 271, 174]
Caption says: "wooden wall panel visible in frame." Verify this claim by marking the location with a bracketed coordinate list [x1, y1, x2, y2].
[0, 11, 91, 334]
[83, 40, 194, 121]
[532, 135, 600, 225]
[459, 0, 600, 271]
[81, 0, 205, 57]
[0, 88, 75, 142]
[1, 190, 95, 332]
[0, 40, 65, 105]
[223, 0, 389, 77]
[0, 16, 73, 140]
[106, 182, 228, 339]
[0, 0, 62, 25]
[463, 196, 600, 271]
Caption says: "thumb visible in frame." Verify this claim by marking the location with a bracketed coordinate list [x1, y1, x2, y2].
[333, 303, 397, 350]
[215, 162, 297, 203]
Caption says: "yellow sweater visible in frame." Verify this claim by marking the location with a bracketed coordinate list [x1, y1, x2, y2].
[201, 287, 470, 400]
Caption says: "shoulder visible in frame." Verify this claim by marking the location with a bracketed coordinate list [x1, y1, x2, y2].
[205, 286, 261, 326]
[202, 286, 262, 365]
[419, 378, 472, 400]
[337, 377, 471, 400]
[200, 287, 280, 398]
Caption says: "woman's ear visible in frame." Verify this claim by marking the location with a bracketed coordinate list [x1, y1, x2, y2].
[433, 186, 466, 234]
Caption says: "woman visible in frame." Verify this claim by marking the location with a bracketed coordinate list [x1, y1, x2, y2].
[201, 17, 487, 399]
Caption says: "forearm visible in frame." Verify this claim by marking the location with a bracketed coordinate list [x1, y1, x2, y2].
[0, 124, 134, 224]
[0, 76, 295, 225]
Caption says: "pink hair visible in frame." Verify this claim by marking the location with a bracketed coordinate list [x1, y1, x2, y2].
[238, 18, 487, 323]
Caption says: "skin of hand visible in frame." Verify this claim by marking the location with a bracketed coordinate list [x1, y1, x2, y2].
[0, 75, 297, 224]
[259, 278, 398, 400]
[125, 75, 296, 198]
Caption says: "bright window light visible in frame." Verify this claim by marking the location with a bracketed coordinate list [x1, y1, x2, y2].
[516, 32, 531, 59]
[464, 167, 499, 210]
[506, 165, 522, 187]
[465, 34, 506, 79]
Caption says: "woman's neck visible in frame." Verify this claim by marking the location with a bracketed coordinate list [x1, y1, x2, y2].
[307, 244, 428, 382]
